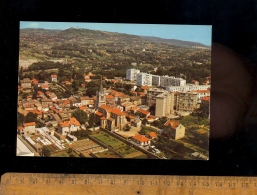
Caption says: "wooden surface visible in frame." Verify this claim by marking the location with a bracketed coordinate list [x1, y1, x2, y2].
[1, 173, 257, 195]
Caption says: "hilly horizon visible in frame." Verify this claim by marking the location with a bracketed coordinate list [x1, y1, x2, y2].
[20, 28, 209, 48]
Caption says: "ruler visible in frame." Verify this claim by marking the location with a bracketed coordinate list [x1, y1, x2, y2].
[1, 173, 257, 195]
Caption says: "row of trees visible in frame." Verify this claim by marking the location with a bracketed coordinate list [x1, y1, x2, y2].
[17, 112, 44, 128]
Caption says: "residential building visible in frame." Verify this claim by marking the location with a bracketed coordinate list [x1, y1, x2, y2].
[147, 88, 165, 107]
[176, 92, 198, 112]
[152, 75, 161, 86]
[20, 78, 31, 89]
[166, 84, 210, 92]
[21, 122, 36, 135]
[160, 76, 186, 87]
[147, 132, 157, 139]
[51, 74, 57, 82]
[126, 68, 140, 81]
[194, 90, 210, 103]
[132, 134, 151, 146]
[69, 96, 81, 107]
[155, 91, 174, 117]
[163, 120, 185, 140]
[136, 73, 152, 86]
[58, 117, 81, 135]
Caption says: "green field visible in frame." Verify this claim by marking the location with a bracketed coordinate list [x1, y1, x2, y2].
[51, 149, 80, 157]
[92, 131, 147, 158]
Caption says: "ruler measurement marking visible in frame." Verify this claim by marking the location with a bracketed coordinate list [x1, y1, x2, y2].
[1, 173, 257, 195]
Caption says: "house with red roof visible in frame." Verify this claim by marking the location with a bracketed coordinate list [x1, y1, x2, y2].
[147, 132, 157, 139]
[163, 120, 185, 140]
[132, 134, 151, 146]
[194, 90, 210, 103]
[51, 74, 57, 82]
[18, 122, 36, 135]
[31, 79, 39, 85]
[58, 117, 81, 135]
[136, 109, 150, 118]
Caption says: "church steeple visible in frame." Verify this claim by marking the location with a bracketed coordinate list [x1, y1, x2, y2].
[95, 75, 106, 109]
[99, 75, 104, 94]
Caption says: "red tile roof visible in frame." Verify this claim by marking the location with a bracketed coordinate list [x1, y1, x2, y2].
[137, 109, 150, 115]
[148, 132, 157, 138]
[111, 108, 126, 116]
[131, 106, 138, 111]
[164, 120, 179, 129]
[105, 95, 114, 99]
[59, 121, 69, 127]
[100, 105, 113, 112]
[133, 134, 150, 142]
[17, 126, 23, 131]
[194, 90, 210, 93]
[202, 96, 210, 102]
[95, 111, 103, 117]
[79, 106, 86, 110]
[31, 79, 39, 84]
[141, 86, 149, 90]
[70, 117, 81, 126]
[28, 109, 42, 115]
[37, 91, 44, 95]
[51, 74, 57, 78]
[23, 122, 36, 127]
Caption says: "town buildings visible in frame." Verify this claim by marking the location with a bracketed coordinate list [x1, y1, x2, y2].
[58, 117, 81, 135]
[166, 84, 210, 92]
[51, 74, 57, 82]
[136, 72, 152, 86]
[163, 120, 185, 140]
[155, 91, 174, 118]
[20, 78, 32, 90]
[126, 68, 140, 81]
[176, 92, 198, 112]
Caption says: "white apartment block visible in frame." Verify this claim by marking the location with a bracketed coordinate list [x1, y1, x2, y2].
[152, 75, 161, 86]
[166, 84, 210, 92]
[160, 76, 186, 87]
[126, 69, 140, 81]
[136, 73, 152, 86]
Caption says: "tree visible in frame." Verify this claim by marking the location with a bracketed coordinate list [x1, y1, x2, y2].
[41, 146, 51, 157]
[25, 112, 37, 123]
[124, 124, 131, 131]
[17, 113, 25, 127]
[72, 109, 88, 124]
[142, 118, 148, 125]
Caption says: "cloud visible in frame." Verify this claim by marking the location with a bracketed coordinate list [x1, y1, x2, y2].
[28, 22, 39, 27]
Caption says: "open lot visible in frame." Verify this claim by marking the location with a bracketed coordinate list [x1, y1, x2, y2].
[69, 138, 104, 157]
[116, 127, 140, 138]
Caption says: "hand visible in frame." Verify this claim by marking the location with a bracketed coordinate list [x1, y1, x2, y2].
[210, 43, 253, 139]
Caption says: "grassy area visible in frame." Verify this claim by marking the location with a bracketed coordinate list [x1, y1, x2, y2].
[92, 131, 146, 158]
[51, 149, 80, 157]
[95, 150, 120, 158]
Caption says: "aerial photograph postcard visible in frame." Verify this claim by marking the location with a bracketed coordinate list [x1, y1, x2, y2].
[17, 22, 211, 160]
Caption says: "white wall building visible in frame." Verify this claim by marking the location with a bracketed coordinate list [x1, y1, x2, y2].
[160, 76, 186, 87]
[126, 69, 140, 81]
[166, 84, 210, 92]
[152, 75, 161, 86]
[136, 73, 152, 86]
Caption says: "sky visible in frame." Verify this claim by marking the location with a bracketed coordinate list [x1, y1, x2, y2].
[20, 21, 212, 46]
